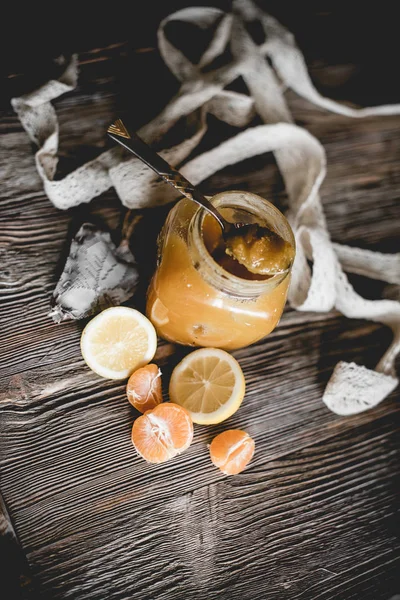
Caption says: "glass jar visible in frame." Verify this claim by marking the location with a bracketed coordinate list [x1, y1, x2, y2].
[146, 191, 295, 350]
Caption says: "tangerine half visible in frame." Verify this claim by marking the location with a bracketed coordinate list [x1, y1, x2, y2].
[132, 403, 193, 464]
[127, 364, 162, 413]
[209, 429, 255, 475]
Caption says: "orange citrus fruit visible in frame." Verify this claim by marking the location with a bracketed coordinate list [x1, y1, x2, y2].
[209, 429, 255, 475]
[126, 364, 162, 413]
[131, 403, 193, 463]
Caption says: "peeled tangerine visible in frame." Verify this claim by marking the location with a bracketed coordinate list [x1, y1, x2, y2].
[209, 429, 255, 475]
[127, 364, 162, 413]
[132, 403, 193, 464]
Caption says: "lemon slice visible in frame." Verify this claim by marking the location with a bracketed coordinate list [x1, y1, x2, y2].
[81, 307, 157, 380]
[169, 348, 245, 425]
[149, 298, 170, 326]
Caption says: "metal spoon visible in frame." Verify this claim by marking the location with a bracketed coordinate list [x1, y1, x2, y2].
[107, 119, 293, 276]
[108, 119, 231, 232]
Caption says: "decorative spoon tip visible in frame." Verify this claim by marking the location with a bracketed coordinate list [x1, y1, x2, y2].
[108, 119, 131, 139]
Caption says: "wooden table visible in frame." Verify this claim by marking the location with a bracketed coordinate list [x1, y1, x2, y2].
[1, 6, 399, 599]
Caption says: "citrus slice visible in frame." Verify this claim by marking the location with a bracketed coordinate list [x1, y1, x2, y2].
[149, 298, 170, 326]
[81, 307, 157, 380]
[169, 348, 245, 425]
[209, 429, 255, 475]
[131, 403, 193, 463]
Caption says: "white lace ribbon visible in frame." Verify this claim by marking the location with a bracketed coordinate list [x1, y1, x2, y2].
[11, 0, 400, 415]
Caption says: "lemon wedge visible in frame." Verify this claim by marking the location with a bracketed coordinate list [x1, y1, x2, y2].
[81, 307, 157, 380]
[169, 348, 245, 425]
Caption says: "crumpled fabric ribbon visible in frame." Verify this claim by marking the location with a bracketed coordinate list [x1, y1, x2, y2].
[48, 222, 139, 323]
[11, 0, 400, 415]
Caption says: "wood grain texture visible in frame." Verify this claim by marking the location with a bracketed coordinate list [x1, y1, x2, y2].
[1, 9, 400, 600]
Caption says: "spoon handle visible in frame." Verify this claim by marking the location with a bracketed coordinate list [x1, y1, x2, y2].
[107, 119, 226, 231]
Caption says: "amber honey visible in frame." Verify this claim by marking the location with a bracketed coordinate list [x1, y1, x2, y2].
[146, 191, 295, 350]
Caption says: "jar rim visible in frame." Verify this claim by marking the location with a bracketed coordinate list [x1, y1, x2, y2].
[188, 190, 295, 298]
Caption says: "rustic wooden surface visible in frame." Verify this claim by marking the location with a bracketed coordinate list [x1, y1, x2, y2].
[1, 5, 400, 599]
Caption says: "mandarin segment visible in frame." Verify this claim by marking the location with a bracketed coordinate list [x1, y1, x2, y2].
[131, 403, 193, 464]
[126, 364, 162, 413]
[209, 429, 255, 475]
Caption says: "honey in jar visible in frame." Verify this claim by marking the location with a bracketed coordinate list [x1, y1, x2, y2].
[146, 191, 295, 350]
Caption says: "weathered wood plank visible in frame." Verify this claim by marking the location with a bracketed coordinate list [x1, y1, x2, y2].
[6, 414, 399, 600]
[1, 315, 398, 571]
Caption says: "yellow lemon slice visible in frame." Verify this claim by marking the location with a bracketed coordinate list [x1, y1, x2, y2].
[149, 298, 170, 326]
[169, 348, 245, 425]
[81, 307, 157, 380]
